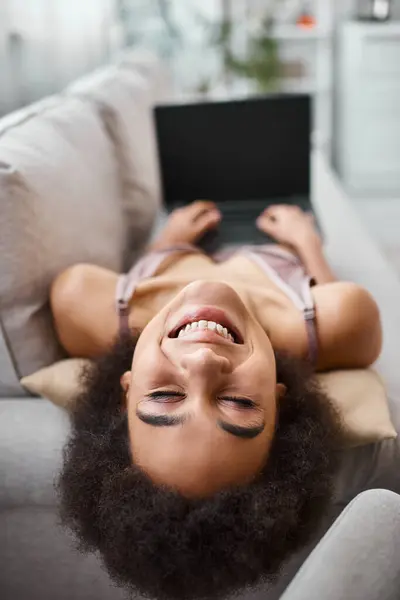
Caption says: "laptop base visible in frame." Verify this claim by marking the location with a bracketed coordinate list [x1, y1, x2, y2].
[170, 197, 317, 254]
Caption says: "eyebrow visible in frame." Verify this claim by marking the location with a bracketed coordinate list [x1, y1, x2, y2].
[136, 411, 265, 439]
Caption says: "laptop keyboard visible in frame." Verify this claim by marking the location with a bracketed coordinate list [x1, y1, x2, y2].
[178, 197, 317, 252]
[217, 198, 313, 243]
[219, 202, 262, 222]
[218, 197, 311, 219]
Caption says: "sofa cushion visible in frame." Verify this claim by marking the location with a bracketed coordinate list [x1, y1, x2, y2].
[0, 95, 60, 136]
[0, 399, 69, 508]
[114, 47, 172, 104]
[0, 97, 125, 382]
[0, 508, 128, 600]
[68, 64, 162, 265]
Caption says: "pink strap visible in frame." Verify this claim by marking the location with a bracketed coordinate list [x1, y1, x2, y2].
[115, 244, 202, 333]
[245, 248, 318, 366]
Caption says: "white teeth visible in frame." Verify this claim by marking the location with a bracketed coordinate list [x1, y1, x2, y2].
[176, 320, 236, 341]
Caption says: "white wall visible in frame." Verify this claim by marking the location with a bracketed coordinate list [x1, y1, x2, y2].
[0, 0, 117, 116]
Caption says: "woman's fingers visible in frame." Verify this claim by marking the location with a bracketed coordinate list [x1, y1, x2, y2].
[193, 207, 221, 235]
[189, 200, 221, 230]
[256, 213, 276, 233]
[190, 200, 218, 217]
[258, 204, 304, 223]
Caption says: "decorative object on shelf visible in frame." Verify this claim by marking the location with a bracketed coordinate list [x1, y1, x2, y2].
[280, 60, 306, 81]
[296, 1, 317, 28]
[358, 0, 391, 22]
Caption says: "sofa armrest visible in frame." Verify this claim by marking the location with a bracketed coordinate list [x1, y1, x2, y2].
[313, 151, 400, 502]
[312, 151, 400, 399]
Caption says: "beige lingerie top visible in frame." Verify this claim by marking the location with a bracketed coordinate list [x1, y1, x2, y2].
[115, 244, 318, 364]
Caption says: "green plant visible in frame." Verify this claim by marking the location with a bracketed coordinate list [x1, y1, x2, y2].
[204, 2, 281, 94]
[226, 17, 281, 92]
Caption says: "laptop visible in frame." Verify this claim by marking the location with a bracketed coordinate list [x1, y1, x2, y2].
[154, 95, 315, 250]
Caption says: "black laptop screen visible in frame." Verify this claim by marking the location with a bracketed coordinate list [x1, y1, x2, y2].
[154, 95, 311, 207]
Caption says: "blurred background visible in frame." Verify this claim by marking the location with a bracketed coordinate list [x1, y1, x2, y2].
[1, 0, 399, 255]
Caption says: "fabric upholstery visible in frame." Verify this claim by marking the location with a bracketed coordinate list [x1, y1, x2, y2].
[0, 95, 61, 396]
[114, 47, 173, 104]
[0, 508, 127, 600]
[0, 321, 24, 397]
[0, 399, 68, 508]
[0, 95, 60, 136]
[281, 489, 400, 600]
[0, 97, 125, 380]
[312, 152, 400, 504]
[68, 65, 162, 264]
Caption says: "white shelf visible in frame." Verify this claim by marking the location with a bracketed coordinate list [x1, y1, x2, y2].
[271, 26, 332, 41]
[279, 78, 331, 95]
[336, 21, 400, 194]
[343, 21, 400, 36]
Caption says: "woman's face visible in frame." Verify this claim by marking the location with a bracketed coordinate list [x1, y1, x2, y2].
[122, 281, 284, 497]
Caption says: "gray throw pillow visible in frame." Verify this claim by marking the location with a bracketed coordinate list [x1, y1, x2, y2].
[0, 97, 125, 384]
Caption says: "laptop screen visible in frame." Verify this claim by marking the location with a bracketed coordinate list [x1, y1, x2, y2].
[154, 95, 311, 207]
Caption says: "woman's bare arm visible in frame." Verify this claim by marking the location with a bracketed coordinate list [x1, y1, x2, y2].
[256, 205, 383, 369]
[295, 235, 336, 284]
[313, 282, 382, 371]
[51, 264, 119, 357]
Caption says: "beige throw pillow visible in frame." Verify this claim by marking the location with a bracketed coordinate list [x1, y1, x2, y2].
[317, 369, 396, 445]
[21, 360, 397, 447]
[21, 359, 90, 410]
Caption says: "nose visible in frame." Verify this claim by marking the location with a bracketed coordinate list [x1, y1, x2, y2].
[180, 347, 232, 377]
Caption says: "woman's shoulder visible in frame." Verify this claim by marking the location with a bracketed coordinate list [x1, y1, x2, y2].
[313, 282, 382, 370]
[51, 263, 119, 357]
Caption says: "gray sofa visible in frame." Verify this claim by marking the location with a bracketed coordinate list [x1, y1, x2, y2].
[1, 53, 400, 600]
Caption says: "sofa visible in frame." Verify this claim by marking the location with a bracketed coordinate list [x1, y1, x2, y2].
[1, 49, 400, 600]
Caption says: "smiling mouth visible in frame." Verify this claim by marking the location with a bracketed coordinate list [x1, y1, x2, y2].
[168, 307, 244, 344]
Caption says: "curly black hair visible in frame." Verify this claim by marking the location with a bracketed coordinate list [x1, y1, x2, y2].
[58, 332, 343, 600]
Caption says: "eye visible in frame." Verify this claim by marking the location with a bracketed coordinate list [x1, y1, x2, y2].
[219, 396, 256, 409]
[146, 390, 185, 403]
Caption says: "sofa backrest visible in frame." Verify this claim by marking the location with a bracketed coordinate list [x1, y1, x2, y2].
[114, 47, 172, 106]
[67, 63, 164, 266]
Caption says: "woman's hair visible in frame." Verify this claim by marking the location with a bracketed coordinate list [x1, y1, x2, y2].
[58, 332, 343, 600]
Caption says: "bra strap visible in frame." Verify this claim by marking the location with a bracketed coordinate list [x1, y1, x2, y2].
[304, 306, 318, 366]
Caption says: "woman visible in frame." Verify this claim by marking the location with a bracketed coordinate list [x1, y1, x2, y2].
[53, 202, 381, 600]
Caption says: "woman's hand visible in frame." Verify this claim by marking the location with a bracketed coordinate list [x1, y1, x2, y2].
[257, 204, 336, 283]
[256, 204, 321, 251]
[150, 201, 221, 250]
